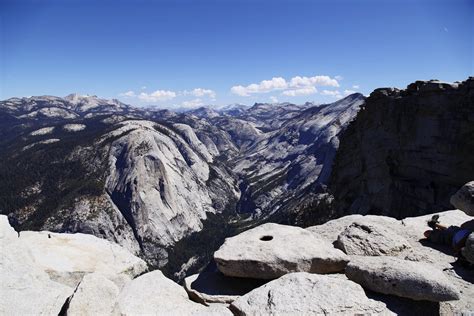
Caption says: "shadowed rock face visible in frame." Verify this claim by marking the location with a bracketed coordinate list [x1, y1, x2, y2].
[184, 261, 268, 305]
[330, 78, 474, 219]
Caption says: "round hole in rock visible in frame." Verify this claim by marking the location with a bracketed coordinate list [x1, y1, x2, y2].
[260, 235, 273, 241]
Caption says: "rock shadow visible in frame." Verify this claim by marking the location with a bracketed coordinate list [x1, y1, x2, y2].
[419, 238, 454, 257]
[188, 260, 268, 296]
[365, 289, 439, 315]
[450, 259, 474, 284]
[419, 239, 474, 283]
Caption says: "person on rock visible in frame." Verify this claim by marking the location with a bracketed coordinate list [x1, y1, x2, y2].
[424, 215, 474, 256]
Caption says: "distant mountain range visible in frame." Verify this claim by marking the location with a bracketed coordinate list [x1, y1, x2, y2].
[1, 78, 473, 279]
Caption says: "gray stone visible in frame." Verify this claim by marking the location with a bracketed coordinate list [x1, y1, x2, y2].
[336, 221, 411, 256]
[214, 223, 349, 279]
[230, 272, 388, 316]
[113, 270, 227, 315]
[450, 181, 474, 216]
[0, 215, 147, 315]
[345, 256, 460, 302]
[18, 230, 148, 287]
[307, 214, 400, 244]
[308, 210, 474, 314]
[67, 273, 121, 316]
[0, 227, 73, 315]
[462, 233, 474, 264]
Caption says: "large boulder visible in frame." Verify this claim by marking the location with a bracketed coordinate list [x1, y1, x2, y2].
[67, 273, 121, 316]
[336, 221, 411, 256]
[113, 270, 231, 315]
[345, 256, 460, 302]
[0, 214, 148, 315]
[462, 233, 474, 264]
[214, 223, 349, 279]
[0, 256, 73, 316]
[18, 230, 148, 287]
[307, 214, 400, 244]
[0, 218, 73, 315]
[310, 211, 474, 314]
[230, 272, 388, 315]
[450, 181, 474, 216]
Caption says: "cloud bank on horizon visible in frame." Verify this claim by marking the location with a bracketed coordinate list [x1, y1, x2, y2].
[119, 74, 358, 108]
[2, 0, 471, 109]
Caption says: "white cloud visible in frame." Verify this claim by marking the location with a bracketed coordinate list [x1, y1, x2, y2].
[119, 91, 136, 97]
[231, 77, 288, 96]
[185, 88, 216, 99]
[335, 75, 343, 81]
[231, 75, 339, 96]
[270, 96, 279, 103]
[289, 76, 339, 88]
[181, 98, 204, 108]
[344, 89, 357, 95]
[321, 90, 342, 98]
[352, 85, 359, 89]
[141, 86, 147, 90]
[138, 90, 176, 102]
[282, 86, 317, 96]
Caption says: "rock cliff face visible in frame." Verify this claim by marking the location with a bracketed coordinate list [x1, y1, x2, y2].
[105, 120, 240, 266]
[330, 78, 474, 219]
[232, 94, 364, 220]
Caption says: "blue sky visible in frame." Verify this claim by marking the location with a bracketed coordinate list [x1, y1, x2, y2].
[1, 0, 472, 108]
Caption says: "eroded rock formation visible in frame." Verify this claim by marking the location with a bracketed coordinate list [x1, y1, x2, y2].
[330, 78, 474, 218]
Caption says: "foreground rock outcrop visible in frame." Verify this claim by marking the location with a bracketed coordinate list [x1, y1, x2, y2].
[2, 209, 472, 315]
[230, 272, 388, 315]
[0, 215, 232, 315]
[17, 230, 147, 287]
[214, 223, 349, 279]
[0, 215, 147, 315]
[308, 210, 474, 315]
